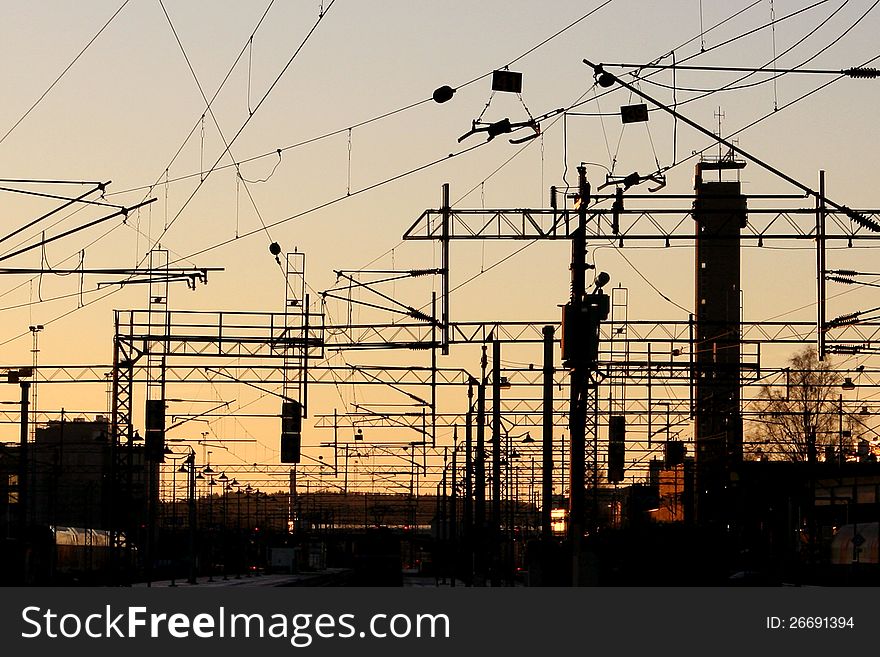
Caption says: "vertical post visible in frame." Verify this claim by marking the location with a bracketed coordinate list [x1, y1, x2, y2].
[450, 427, 457, 587]
[442, 446, 448, 583]
[431, 292, 438, 447]
[333, 408, 338, 476]
[474, 345, 487, 584]
[647, 343, 653, 448]
[187, 451, 197, 585]
[289, 467, 297, 534]
[303, 293, 310, 416]
[170, 462, 178, 587]
[541, 325, 554, 543]
[688, 314, 695, 418]
[18, 381, 30, 550]
[568, 165, 589, 585]
[29, 326, 42, 442]
[817, 170, 826, 360]
[464, 380, 474, 585]
[344, 444, 350, 494]
[491, 337, 502, 587]
[441, 183, 451, 355]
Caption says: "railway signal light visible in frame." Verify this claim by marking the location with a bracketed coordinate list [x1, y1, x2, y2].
[281, 400, 302, 463]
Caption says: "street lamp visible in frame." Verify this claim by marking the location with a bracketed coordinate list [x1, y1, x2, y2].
[218, 472, 229, 579]
[244, 485, 253, 576]
[164, 450, 189, 587]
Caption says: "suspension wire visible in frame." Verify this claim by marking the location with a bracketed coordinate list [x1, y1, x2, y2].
[247, 36, 254, 115]
[770, 0, 779, 110]
[672, 50, 678, 164]
[0, 0, 132, 147]
[699, 0, 706, 51]
[347, 128, 353, 196]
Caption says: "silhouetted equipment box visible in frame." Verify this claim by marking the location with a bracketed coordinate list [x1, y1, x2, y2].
[561, 292, 610, 367]
[145, 399, 165, 462]
[608, 415, 626, 483]
[620, 103, 648, 123]
[491, 69, 522, 93]
[281, 400, 303, 463]
[665, 440, 686, 467]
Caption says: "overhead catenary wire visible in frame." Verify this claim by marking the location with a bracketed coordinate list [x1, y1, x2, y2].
[0, 1, 829, 330]
[0, 0, 133, 148]
[614, 0, 878, 96]
[151, 0, 332, 254]
[0, 2, 286, 331]
[566, 0, 835, 116]
[106, 0, 619, 201]
[0, 0, 868, 368]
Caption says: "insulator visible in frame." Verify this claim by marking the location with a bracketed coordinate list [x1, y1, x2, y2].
[844, 67, 879, 78]
[409, 308, 433, 322]
[829, 312, 860, 327]
[844, 208, 880, 232]
[432, 85, 455, 103]
[597, 72, 616, 88]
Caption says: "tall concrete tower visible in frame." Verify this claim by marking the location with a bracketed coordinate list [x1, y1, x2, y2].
[693, 160, 747, 527]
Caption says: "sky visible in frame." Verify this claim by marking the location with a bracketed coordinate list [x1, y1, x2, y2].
[2, 0, 880, 494]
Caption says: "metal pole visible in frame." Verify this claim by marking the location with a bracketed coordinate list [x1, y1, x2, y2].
[817, 170, 826, 360]
[491, 337, 502, 587]
[647, 343, 653, 447]
[689, 314, 695, 418]
[290, 467, 297, 534]
[441, 183, 450, 355]
[170, 463, 178, 587]
[18, 380, 30, 570]
[303, 293, 310, 415]
[586, 61, 877, 230]
[568, 165, 589, 585]
[432, 292, 438, 447]
[475, 345, 487, 585]
[542, 325, 554, 543]
[450, 427, 458, 587]
[187, 451, 197, 584]
[333, 408, 338, 475]
[464, 380, 474, 585]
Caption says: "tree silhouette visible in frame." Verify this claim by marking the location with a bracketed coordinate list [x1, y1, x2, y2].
[748, 347, 853, 462]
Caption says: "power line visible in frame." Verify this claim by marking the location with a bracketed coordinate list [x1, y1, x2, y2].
[105, 0, 620, 201]
[0, 0, 132, 147]
[148, 0, 339, 252]
[157, 0, 275, 245]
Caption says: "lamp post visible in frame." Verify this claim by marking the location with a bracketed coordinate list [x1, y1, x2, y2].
[244, 485, 253, 576]
[185, 449, 197, 584]
[207, 476, 217, 581]
[195, 470, 204, 581]
[230, 480, 242, 579]
[171, 458, 187, 587]
[218, 472, 229, 579]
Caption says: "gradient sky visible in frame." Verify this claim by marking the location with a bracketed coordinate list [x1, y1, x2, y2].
[2, 0, 879, 492]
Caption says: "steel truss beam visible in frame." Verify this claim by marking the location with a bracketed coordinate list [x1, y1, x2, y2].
[403, 205, 880, 242]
